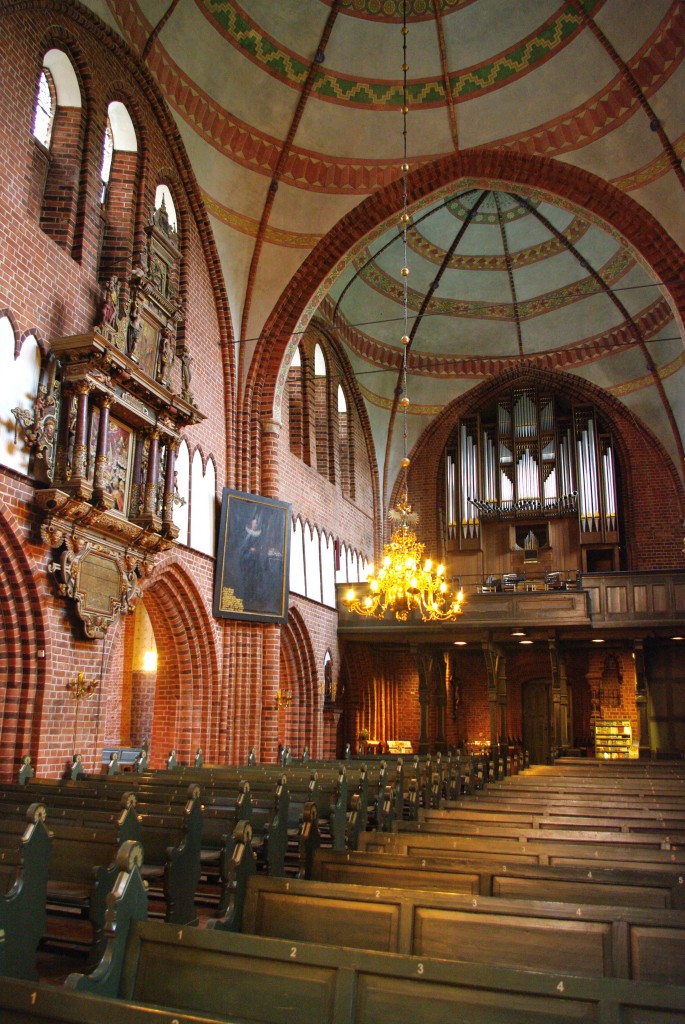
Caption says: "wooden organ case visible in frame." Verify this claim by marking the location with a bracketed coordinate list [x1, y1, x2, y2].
[445, 387, 619, 577]
[12, 202, 204, 638]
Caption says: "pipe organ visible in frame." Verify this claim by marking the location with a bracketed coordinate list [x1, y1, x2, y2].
[445, 388, 619, 552]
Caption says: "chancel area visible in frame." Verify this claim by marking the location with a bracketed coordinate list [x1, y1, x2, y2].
[1, 0, 685, 1019]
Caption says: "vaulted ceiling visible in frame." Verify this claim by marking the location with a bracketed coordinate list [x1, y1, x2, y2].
[88, 0, 685, 500]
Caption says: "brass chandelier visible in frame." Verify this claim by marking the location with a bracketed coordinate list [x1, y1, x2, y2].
[344, 8, 464, 624]
[344, 494, 465, 622]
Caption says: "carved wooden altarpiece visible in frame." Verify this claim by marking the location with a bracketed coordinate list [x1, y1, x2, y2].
[15, 202, 203, 638]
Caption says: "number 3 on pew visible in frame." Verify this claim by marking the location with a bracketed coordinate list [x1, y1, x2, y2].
[417, 963, 424, 975]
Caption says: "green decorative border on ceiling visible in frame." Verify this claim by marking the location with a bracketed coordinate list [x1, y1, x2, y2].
[356, 245, 634, 321]
[201, 0, 603, 107]
[446, 193, 539, 224]
[407, 215, 590, 270]
[335, 0, 469, 19]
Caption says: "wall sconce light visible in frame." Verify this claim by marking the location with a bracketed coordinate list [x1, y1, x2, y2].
[67, 671, 99, 757]
[275, 688, 293, 711]
[142, 648, 158, 672]
[68, 671, 98, 701]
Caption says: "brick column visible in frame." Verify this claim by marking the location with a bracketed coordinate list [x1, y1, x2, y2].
[260, 417, 281, 498]
[259, 417, 282, 762]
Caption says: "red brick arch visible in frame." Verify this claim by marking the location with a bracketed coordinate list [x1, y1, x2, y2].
[0, 503, 48, 780]
[139, 557, 221, 767]
[279, 605, 320, 757]
[248, 149, 685, 482]
[402, 363, 685, 571]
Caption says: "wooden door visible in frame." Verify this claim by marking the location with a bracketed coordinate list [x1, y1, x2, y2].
[522, 680, 551, 765]
[647, 646, 685, 755]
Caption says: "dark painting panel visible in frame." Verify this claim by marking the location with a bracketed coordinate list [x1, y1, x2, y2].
[213, 489, 291, 623]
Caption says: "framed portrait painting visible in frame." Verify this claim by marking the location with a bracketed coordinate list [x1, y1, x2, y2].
[213, 489, 291, 623]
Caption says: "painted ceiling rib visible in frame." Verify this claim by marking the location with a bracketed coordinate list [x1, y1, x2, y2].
[141, 0, 182, 61]
[237, 0, 342, 414]
[494, 192, 525, 358]
[516, 193, 685, 476]
[568, 0, 685, 193]
[432, 1, 459, 152]
[331, 190, 479, 327]
[381, 189, 488, 520]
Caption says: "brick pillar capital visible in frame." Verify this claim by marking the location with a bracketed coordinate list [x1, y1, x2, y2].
[261, 418, 281, 437]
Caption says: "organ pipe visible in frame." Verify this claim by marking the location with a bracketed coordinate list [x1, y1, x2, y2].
[603, 443, 616, 531]
[460, 423, 480, 539]
[447, 393, 615, 534]
[483, 431, 496, 501]
[446, 452, 456, 529]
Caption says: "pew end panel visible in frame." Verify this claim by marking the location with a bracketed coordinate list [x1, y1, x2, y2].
[65, 840, 148, 999]
[206, 819, 257, 931]
[0, 803, 52, 981]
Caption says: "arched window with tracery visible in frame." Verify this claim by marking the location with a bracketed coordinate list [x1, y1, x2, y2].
[289, 517, 306, 596]
[189, 450, 216, 557]
[33, 49, 83, 252]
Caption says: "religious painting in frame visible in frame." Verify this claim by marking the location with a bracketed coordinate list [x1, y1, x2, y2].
[103, 417, 133, 515]
[213, 489, 291, 624]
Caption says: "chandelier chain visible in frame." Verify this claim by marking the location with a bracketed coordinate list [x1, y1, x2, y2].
[342, 1, 465, 623]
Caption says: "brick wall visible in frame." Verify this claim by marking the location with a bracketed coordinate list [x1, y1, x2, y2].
[0, 3, 237, 777]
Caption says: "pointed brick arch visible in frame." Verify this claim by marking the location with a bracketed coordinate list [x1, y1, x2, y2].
[246, 149, 685, 494]
[0, 504, 47, 780]
[403, 363, 685, 570]
[138, 557, 220, 766]
[279, 606, 320, 757]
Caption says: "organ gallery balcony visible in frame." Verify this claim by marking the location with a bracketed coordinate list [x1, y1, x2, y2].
[336, 570, 685, 644]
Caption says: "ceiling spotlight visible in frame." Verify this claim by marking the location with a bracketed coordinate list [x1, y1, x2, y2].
[592, 638, 605, 643]
[671, 636, 684, 641]
[453, 640, 467, 646]
[519, 639, 534, 645]
[511, 629, 526, 636]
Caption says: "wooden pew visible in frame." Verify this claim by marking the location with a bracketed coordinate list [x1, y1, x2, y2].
[62, 915, 685, 1023]
[419, 806, 685, 837]
[120, 764, 334, 868]
[0, 797, 139, 965]
[0, 977, 246, 1024]
[0, 804, 51, 980]
[16, 772, 284, 901]
[240, 873, 685, 984]
[311, 847, 685, 909]
[357, 824, 685, 871]
[9, 779, 205, 930]
[134, 786, 203, 926]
